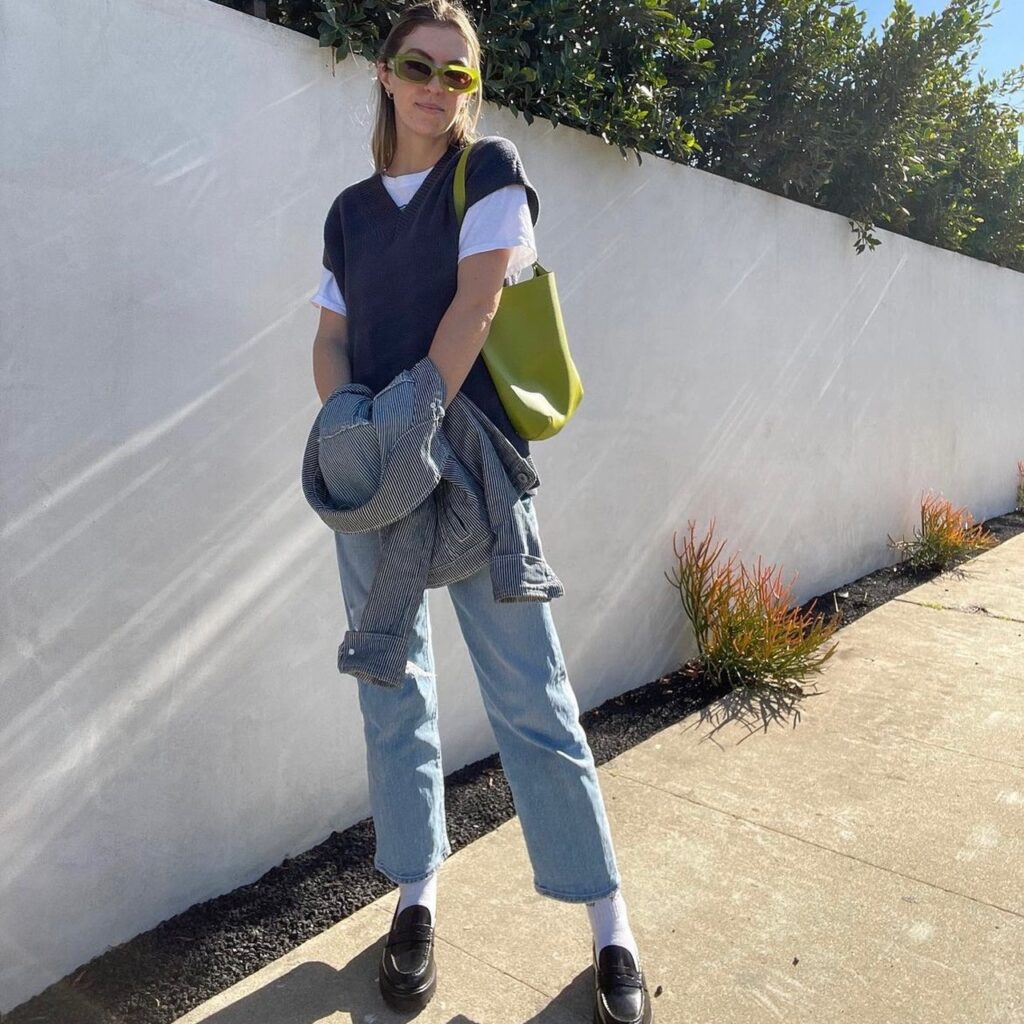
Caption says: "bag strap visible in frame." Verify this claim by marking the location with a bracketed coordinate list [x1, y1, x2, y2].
[451, 140, 545, 278]
[452, 140, 476, 227]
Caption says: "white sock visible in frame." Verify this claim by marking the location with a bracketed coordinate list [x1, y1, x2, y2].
[396, 869, 438, 922]
[586, 889, 640, 970]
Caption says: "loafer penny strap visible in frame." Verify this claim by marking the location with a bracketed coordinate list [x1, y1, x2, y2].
[597, 966, 644, 990]
[387, 922, 434, 948]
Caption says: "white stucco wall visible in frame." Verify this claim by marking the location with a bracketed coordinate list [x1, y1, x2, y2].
[2, 0, 1022, 1011]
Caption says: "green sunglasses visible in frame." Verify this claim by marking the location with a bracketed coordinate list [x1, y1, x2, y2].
[387, 52, 480, 94]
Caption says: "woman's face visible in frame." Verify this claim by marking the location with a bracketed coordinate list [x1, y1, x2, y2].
[378, 24, 476, 146]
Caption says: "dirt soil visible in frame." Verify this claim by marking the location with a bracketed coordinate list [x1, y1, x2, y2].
[4, 509, 1022, 1024]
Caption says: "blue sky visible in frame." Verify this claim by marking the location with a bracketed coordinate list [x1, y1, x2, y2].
[858, 0, 1023, 147]
[858, 1, 1023, 96]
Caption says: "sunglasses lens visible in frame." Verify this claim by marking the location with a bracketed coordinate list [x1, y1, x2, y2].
[392, 54, 475, 91]
[401, 58, 432, 82]
[443, 68, 474, 91]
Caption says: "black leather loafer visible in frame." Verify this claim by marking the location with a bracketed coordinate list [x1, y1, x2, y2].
[592, 942, 653, 1024]
[378, 902, 437, 1012]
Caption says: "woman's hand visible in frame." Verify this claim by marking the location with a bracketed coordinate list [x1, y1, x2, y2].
[312, 306, 352, 404]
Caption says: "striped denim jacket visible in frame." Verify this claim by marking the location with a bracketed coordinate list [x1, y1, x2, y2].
[301, 354, 564, 688]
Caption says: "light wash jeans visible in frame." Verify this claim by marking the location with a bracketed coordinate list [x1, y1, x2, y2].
[333, 495, 622, 903]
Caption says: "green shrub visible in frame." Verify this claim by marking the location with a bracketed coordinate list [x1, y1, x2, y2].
[666, 518, 840, 696]
[217, 0, 1024, 270]
[887, 491, 999, 571]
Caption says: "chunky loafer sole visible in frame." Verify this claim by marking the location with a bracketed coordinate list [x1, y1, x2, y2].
[380, 965, 436, 1013]
[379, 902, 437, 1013]
[592, 942, 653, 1024]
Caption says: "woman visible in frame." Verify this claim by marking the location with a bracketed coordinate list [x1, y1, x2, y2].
[310, 2, 652, 1021]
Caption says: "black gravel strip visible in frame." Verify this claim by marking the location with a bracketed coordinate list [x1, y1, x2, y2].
[5, 510, 1023, 1024]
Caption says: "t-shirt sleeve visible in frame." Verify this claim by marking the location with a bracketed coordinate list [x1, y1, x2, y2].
[315, 194, 347, 314]
[321, 194, 345, 280]
[311, 266, 347, 316]
[458, 184, 537, 283]
[464, 136, 539, 227]
[313, 193, 350, 313]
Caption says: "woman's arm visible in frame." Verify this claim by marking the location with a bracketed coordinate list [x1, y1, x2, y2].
[428, 247, 513, 408]
[312, 305, 351, 404]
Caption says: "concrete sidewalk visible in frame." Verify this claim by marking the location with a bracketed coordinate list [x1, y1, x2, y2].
[174, 534, 1024, 1024]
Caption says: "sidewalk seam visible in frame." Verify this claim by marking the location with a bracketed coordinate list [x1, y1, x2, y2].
[893, 596, 1024, 625]
[421, 926, 591, 1010]
[601, 766, 1024, 920]
[902, 734, 1024, 771]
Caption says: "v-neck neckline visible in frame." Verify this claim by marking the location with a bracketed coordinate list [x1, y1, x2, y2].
[371, 142, 461, 230]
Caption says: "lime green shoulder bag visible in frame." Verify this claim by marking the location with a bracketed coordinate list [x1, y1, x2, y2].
[452, 142, 584, 441]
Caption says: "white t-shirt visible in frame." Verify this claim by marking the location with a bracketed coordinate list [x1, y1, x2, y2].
[311, 168, 537, 317]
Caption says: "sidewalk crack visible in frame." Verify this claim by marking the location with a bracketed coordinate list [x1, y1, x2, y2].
[603, 767, 1024, 920]
[430, 931, 589, 1012]
[893, 596, 1024, 624]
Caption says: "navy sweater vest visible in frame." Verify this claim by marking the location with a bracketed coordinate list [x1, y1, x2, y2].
[321, 135, 540, 457]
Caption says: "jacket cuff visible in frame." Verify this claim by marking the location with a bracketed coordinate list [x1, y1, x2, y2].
[337, 629, 409, 687]
[490, 554, 565, 601]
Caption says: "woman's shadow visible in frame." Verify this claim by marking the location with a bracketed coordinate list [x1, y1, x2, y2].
[194, 933, 593, 1023]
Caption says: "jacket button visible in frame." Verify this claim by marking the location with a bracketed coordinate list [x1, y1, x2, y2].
[348, 647, 355, 655]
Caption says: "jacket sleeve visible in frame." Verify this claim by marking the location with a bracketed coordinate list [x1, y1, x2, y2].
[464, 136, 540, 227]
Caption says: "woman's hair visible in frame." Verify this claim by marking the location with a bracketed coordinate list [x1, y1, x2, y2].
[371, 0, 484, 173]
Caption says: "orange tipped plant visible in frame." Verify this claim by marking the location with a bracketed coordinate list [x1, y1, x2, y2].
[665, 519, 840, 695]
[887, 491, 998, 572]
